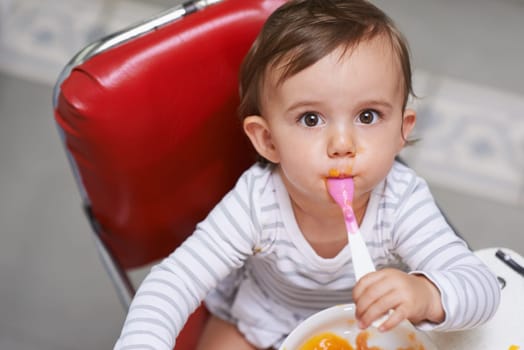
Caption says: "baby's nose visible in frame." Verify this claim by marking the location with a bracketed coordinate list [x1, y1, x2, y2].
[328, 131, 356, 158]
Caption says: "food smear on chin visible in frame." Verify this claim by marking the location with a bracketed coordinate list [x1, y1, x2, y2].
[328, 168, 353, 178]
[329, 169, 341, 178]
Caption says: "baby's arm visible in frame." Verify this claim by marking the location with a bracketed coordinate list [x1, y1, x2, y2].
[397, 178, 500, 331]
[113, 175, 257, 350]
[354, 171, 500, 332]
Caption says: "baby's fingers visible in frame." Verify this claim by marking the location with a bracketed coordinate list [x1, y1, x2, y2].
[352, 272, 390, 315]
[375, 307, 407, 332]
[356, 291, 397, 329]
[352, 271, 385, 300]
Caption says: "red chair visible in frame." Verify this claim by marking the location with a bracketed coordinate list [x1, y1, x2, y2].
[52, 0, 285, 348]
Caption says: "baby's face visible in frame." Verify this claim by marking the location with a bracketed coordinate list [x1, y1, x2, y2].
[259, 35, 415, 209]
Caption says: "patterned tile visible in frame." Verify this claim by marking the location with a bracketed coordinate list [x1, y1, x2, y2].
[402, 70, 524, 204]
[0, 0, 165, 84]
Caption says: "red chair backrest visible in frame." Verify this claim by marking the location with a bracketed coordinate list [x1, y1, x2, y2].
[54, 0, 286, 269]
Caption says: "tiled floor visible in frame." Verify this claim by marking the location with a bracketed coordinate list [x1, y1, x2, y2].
[0, 1, 523, 349]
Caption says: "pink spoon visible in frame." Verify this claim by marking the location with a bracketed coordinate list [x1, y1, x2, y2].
[326, 177, 375, 280]
[327, 177, 391, 328]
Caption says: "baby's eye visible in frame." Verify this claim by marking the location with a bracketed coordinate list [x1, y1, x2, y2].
[355, 109, 380, 125]
[298, 112, 325, 127]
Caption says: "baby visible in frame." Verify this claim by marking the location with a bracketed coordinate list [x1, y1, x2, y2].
[114, 1, 501, 349]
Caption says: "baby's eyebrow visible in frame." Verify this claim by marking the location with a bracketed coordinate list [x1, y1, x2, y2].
[284, 100, 323, 113]
[358, 99, 393, 110]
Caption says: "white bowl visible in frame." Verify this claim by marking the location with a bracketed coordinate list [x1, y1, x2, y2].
[279, 304, 438, 350]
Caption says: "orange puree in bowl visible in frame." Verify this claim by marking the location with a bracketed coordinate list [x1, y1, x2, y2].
[299, 332, 354, 350]
[298, 330, 426, 350]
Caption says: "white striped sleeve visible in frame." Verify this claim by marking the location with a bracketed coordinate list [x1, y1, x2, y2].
[391, 172, 500, 331]
[113, 168, 260, 350]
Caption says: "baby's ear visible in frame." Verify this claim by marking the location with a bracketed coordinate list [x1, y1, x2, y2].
[243, 115, 280, 163]
[400, 108, 416, 145]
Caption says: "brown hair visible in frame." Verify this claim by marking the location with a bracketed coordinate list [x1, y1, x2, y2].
[238, 0, 414, 119]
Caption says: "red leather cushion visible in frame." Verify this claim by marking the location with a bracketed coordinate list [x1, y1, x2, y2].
[175, 305, 209, 349]
[54, 0, 285, 269]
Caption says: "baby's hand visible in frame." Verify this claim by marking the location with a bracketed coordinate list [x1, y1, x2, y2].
[352, 268, 444, 331]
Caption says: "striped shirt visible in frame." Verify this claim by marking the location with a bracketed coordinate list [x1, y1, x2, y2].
[114, 161, 500, 349]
